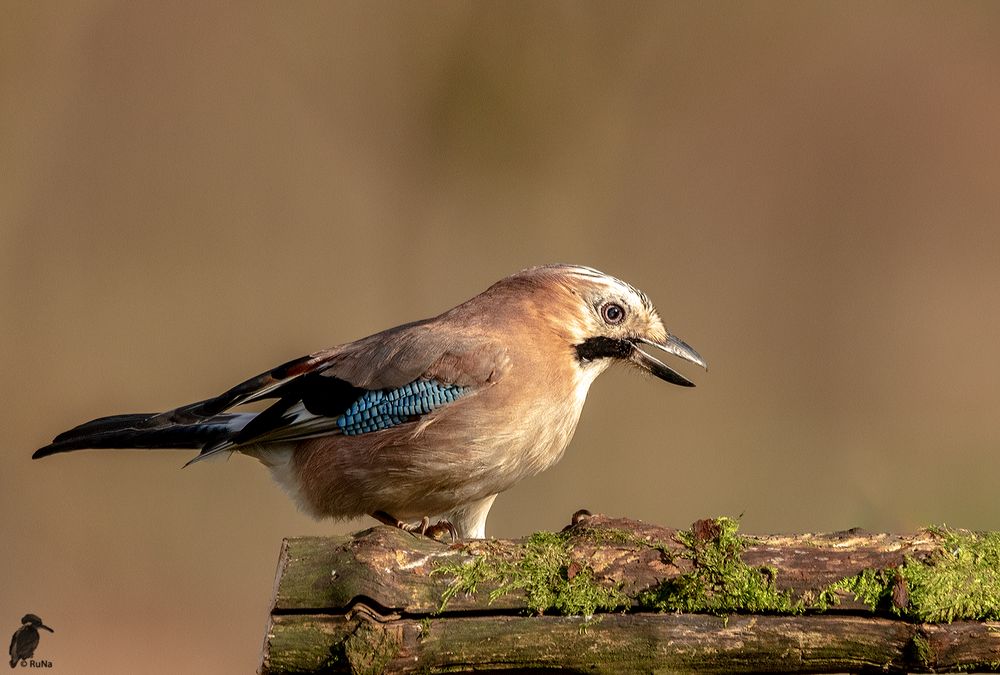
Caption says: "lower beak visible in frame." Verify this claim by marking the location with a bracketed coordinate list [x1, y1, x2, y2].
[629, 334, 707, 387]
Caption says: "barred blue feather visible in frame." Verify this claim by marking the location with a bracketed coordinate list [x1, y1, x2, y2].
[336, 379, 468, 435]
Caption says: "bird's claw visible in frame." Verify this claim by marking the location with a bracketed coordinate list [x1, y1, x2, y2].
[423, 519, 458, 542]
[405, 516, 457, 542]
[398, 515, 431, 535]
[371, 511, 458, 541]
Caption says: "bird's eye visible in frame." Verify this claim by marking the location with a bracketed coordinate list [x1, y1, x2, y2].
[601, 302, 626, 324]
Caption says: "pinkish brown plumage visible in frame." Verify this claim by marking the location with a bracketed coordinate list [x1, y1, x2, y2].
[34, 265, 706, 538]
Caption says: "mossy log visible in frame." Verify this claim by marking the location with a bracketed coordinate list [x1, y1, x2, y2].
[259, 514, 1000, 674]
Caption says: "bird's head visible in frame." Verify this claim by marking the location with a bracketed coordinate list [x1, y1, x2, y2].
[507, 264, 707, 386]
[21, 615, 53, 632]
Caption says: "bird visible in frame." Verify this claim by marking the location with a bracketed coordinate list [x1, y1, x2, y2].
[34, 264, 706, 539]
[9, 614, 53, 668]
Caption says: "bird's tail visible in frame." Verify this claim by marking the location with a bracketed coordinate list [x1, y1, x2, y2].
[33, 412, 253, 460]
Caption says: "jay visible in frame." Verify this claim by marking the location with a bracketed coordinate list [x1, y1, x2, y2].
[34, 264, 705, 539]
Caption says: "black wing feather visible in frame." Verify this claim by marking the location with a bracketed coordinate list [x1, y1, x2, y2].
[230, 373, 365, 444]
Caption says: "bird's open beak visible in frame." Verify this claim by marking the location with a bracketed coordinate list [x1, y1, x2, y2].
[629, 334, 707, 387]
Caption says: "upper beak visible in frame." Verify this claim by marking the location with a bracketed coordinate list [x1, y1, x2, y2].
[39, 624, 54, 633]
[629, 334, 707, 387]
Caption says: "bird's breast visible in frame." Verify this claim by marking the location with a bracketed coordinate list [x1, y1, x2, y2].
[432, 357, 603, 489]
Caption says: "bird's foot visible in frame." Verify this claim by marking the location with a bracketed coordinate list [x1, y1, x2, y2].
[371, 511, 458, 542]
[423, 519, 459, 542]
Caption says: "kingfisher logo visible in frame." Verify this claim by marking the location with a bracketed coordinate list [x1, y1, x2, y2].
[8, 615, 53, 669]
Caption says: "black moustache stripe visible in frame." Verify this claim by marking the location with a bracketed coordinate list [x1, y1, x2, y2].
[574, 336, 632, 362]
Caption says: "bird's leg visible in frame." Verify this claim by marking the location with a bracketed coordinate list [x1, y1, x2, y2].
[370, 511, 457, 541]
[370, 510, 428, 533]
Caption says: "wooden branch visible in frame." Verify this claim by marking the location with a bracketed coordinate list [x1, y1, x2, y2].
[259, 514, 1000, 674]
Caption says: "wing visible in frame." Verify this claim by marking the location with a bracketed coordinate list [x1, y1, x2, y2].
[187, 321, 507, 462]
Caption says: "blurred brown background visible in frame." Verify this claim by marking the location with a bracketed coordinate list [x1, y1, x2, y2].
[3, 2, 1000, 672]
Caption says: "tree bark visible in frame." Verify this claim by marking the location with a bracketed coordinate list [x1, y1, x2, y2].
[259, 514, 1000, 674]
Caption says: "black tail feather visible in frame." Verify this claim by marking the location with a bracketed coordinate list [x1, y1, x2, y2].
[34, 413, 252, 459]
[34, 350, 326, 461]
[51, 413, 161, 444]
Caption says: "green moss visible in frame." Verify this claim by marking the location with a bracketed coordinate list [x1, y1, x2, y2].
[821, 528, 1000, 622]
[910, 633, 934, 669]
[903, 528, 1000, 622]
[433, 530, 628, 616]
[417, 617, 432, 641]
[434, 520, 1000, 623]
[808, 586, 840, 612]
[827, 568, 897, 612]
[637, 517, 800, 615]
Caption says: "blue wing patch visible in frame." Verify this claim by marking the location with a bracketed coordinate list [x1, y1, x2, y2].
[336, 379, 468, 435]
